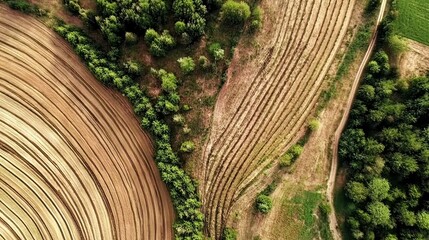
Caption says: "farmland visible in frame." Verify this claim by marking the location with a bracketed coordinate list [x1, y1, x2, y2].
[4, 0, 428, 239]
[0, 7, 173, 239]
[199, 0, 356, 238]
[394, 0, 429, 46]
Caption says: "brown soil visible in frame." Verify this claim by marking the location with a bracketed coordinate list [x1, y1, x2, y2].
[198, 0, 357, 238]
[399, 39, 429, 78]
[0, 6, 173, 240]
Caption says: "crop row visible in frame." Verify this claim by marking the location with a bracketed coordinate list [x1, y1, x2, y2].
[200, 0, 356, 238]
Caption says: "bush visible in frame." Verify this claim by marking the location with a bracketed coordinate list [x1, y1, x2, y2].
[208, 42, 225, 61]
[388, 35, 408, 55]
[255, 194, 272, 213]
[290, 144, 304, 157]
[198, 55, 210, 69]
[249, 6, 262, 32]
[279, 153, 293, 167]
[175, 21, 186, 34]
[145, 29, 176, 57]
[123, 60, 142, 76]
[173, 114, 185, 125]
[308, 118, 320, 131]
[223, 227, 237, 240]
[180, 141, 195, 152]
[125, 32, 138, 45]
[178, 57, 196, 74]
[221, 0, 251, 25]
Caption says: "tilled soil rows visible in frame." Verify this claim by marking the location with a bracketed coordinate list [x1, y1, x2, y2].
[0, 7, 173, 240]
[200, 0, 355, 238]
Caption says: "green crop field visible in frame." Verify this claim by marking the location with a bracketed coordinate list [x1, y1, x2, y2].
[394, 0, 429, 45]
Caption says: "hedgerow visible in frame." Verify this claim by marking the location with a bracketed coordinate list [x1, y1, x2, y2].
[54, 23, 204, 239]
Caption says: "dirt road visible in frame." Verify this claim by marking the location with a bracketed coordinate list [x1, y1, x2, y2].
[0, 6, 173, 240]
[327, 0, 387, 238]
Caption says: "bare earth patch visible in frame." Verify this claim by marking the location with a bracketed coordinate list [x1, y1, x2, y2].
[399, 39, 429, 78]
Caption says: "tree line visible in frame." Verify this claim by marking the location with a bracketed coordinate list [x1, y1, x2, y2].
[339, 48, 429, 239]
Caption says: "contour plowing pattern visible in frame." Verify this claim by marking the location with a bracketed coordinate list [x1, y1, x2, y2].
[201, 0, 355, 237]
[0, 7, 173, 240]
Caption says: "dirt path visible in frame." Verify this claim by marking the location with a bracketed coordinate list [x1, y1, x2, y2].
[327, 0, 387, 238]
[0, 6, 173, 240]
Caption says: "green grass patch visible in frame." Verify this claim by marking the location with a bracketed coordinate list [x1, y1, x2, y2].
[283, 191, 322, 240]
[394, 0, 429, 46]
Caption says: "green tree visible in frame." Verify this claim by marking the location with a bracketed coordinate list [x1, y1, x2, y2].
[177, 57, 196, 74]
[388, 35, 408, 55]
[417, 211, 429, 230]
[198, 55, 210, 69]
[367, 201, 391, 226]
[180, 141, 195, 152]
[125, 32, 138, 45]
[123, 60, 142, 76]
[223, 227, 237, 240]
[368, 60, 381, 74]
[255, 194, 272, 213]
[221, 0, 251, 25]
[346, 181, 368, 203]
[208, 42, 225, 61]
[368, 178, 390, 201]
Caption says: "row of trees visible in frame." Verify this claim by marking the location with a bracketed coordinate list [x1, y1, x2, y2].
[340, 49, 429, 239]
[54, 23, 204, 239]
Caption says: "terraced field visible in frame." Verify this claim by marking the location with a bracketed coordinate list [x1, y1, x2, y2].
[0, 7, 173, 240]
[200, 0, 356, 237]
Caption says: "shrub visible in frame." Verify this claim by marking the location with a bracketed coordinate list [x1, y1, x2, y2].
[221, 0, 251, 25]
[198, 55, 210, 69]
[308, 118, 320, 131]
[178, 57, 196, 74]
[145, 28, 159, 43]
[255, 194, 272, 213]
[180, 141, 195, 152]
[208, 42, 225, 61]
[290, 144, 304, 158]
[123, 60, 142, 76]
[173, 114, 185, 125]
[388, 35, 408, 55]
[125, 32, 138, 45]
[175, 21, 186, 34]
[249, 6, 262, 32]
[279, 153, 293, 167]
[145, 30, 176, 57]
[223, 227, 237, 240]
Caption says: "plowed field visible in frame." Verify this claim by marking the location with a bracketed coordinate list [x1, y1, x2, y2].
[0, 6, 173, 240]
[200, 0, 356, 237]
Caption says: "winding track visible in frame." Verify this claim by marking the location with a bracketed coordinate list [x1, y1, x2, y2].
[200, 0, 356, 238]
[0, 6, 173, 240]
[327, 0, 387, 238]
